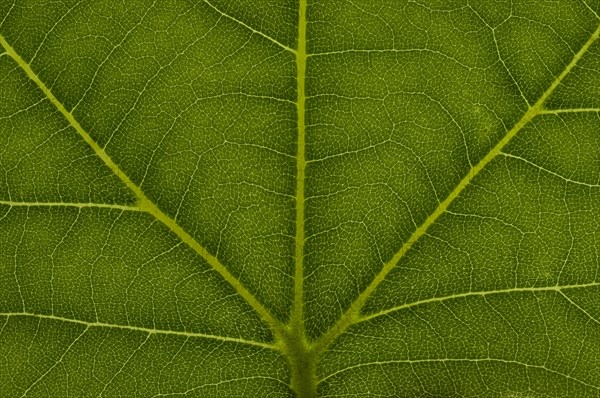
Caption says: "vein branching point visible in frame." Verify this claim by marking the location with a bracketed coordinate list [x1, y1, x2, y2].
[1, 2, 599, 395]
[311, 22, 600, 358]
[0, 32, 285, 344]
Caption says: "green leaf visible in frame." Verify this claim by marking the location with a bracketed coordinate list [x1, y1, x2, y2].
[1, 1, 599, 397]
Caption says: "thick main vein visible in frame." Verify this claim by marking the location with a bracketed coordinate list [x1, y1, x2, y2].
[290, 0, 308, 334]
[0, 34, 282, 336]
[314, 23, 600, 353]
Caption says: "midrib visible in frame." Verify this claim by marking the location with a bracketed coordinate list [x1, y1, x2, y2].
[291, 0, 308, 337]
[313, 22, 600, 356]
[283, 1, 318, 398]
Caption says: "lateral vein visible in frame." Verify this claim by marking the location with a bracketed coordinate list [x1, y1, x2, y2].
[358, 282, 600, 323]
[313, 23, 600, 353]
[539, 108, 600, 114]
[0, 312, 278, 350]
[319, 358, 600, 389]
[0, 200, 142, 211]
[0, 34, 282, 337]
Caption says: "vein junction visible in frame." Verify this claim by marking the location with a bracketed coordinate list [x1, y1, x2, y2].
[312, 21, 600, 358]
[0, 34, 283, 342]
[2, 6, 600, 397]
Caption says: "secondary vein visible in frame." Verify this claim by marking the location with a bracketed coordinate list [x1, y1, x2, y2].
[0, 200, 142, 211]
[357, 282, 600, 323]
[0, 34, 283, 338]
[313, 22, 600, 354]
[0, 312, 278, 350]
[319, 358, 600, 390]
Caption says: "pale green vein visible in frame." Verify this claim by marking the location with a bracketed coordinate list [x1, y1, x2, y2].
[583, 0, 600, 21]
[282, 2, 318, 398]
[307, 48, 474, 69]
[539, 108, 600, 114]
[500, 152, 600, 188]
[98, 333, 152, 397]
[0, 34, 283, 337]
[0, 200, 142, 211]
[356, 282, 600, 324]
[202, 0, 296, 54]
[557, 290, 600, 325]
[313, 22, 600, 354]
[0, 312, 278, 350]
[0, 0, 15, 28]
[176, 376, 293, 395]
[290, 0, 308, 337]
[318, 358, 600, 390]
[20, 325, 89, 397]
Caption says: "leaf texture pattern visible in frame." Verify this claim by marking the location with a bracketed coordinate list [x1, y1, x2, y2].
[1, 1, 599, 397]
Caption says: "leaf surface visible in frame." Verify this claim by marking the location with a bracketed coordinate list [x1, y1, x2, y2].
[1, 1, 599, 397]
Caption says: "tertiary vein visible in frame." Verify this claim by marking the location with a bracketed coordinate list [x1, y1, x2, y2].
[202, 0, 296, 54]
[500, 152, 600, 188]
[313, 22, 600, 353]
[0, 34, 282, 337]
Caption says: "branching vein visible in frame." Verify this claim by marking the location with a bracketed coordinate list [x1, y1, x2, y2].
[0, 34, 282, 338]
[313, 22, 600, 354]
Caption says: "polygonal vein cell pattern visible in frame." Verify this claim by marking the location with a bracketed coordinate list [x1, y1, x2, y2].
[0, 1, 599, 397]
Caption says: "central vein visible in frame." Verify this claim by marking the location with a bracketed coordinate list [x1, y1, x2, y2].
[283, 0, 317, 397]
[292, 0, 308, 334]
